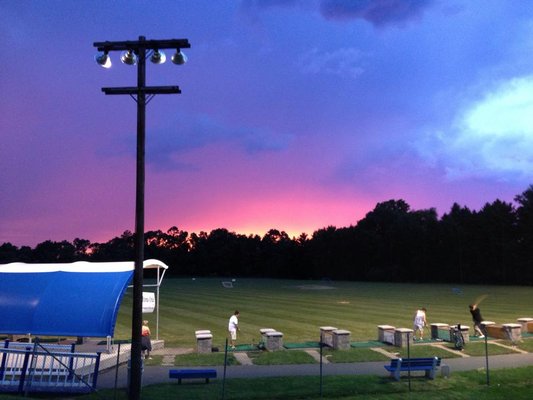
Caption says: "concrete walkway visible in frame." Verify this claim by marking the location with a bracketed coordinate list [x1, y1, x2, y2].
[95, 349, 533, 390]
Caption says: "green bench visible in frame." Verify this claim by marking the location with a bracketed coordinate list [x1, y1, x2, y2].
[384, 357, 441, 381]
[169, 369, 217, 384]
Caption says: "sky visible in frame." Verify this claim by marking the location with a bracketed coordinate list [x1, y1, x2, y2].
[1, 0, 533, 247]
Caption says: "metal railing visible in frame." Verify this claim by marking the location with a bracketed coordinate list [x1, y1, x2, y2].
[0, 345, 101, 394]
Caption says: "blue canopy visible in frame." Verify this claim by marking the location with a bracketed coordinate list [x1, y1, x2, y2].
[0, 260, 166, 338]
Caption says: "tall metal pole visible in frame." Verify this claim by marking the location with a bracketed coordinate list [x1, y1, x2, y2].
[93, 35, 190, 400]
[130, 35, 147, 400]
[156, 268, 160, 340]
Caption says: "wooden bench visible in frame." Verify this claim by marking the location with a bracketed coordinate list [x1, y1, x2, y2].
[169, 369, 217, 384]
[384, 357, 441, 381]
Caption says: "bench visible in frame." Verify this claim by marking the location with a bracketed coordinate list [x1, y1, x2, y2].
[169, 369, 217, 384]
[384, 357, 441, 381]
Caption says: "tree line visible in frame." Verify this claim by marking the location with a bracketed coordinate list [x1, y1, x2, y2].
[1, 185, 532, 285]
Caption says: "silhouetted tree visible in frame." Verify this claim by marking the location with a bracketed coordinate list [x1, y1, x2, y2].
[32, 240, 76, 262]
[4, 185, 533, 285]
[89, 230, 135, 261]
[515, 185, 533, 283]
[73, 238, 91, 260]
[258, 229, 293, 277]
[476, 200, 517, 284]
[356, 200, 411, 281]
[0, 243, 19, 263]
[439, 204, 474, 283]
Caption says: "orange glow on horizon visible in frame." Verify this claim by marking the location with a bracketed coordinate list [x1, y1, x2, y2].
[147, 192, 373, 240]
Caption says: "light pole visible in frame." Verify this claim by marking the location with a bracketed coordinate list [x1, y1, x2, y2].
[93, 36, 190, 400]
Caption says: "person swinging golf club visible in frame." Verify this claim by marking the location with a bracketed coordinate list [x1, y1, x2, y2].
[469, 303, 485, 338]
[228, 310, 240, 350]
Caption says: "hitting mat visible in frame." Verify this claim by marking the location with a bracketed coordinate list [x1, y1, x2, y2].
[350, 340, 385, 348]
[283, 341, 321, 349]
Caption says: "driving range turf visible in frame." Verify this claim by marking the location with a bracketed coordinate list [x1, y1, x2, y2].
[4, 278, 533, 399]
[113, 278, 533, 348]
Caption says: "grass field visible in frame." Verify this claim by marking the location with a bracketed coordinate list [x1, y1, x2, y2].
[78, 366, 533, 399]
[3, 279, 533, 400]
[3, 367, 533, 400]
[113, 278, 533, 348]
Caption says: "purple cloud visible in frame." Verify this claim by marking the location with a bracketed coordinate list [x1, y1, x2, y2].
[319, 0, 434, 27]
[106, 113, 295, 171]
[299, 47, 365, 79]
[240, 0, 306, 10]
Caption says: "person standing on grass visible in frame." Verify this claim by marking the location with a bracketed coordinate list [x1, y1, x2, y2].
[413, 307, 427, 341]
[228, 310, 240, 350]
[469, 304, 485, 338]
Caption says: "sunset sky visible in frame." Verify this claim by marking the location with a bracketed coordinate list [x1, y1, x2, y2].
[1, 0, 533, 247]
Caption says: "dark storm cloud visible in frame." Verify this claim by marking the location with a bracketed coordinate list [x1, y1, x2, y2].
[319, 0, 434, 27]
[240, 0, 434, 28]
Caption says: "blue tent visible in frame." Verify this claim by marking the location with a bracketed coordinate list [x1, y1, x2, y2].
[0, 260, 167, 338]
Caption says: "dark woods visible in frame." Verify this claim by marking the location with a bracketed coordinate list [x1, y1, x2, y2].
[2, 185, 533, 285]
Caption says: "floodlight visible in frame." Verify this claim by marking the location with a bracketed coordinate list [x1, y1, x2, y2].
[121, 50, 137, 65]
[171, 49, 187, 65]
[95, 52, 111, 68]
[150, 49, 166, 64]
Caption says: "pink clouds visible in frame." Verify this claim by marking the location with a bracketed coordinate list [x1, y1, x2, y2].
[146, 177, 372, 239]
[1, 1, 532, 247]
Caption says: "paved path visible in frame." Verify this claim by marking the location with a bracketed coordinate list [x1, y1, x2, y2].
[95, 350, 533, 389]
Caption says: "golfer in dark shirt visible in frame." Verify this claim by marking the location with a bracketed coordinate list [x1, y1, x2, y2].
[469, 304, 485, 338]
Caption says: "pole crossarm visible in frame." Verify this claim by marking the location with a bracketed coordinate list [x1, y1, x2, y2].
[102, 86, 181, 95]
[94, 39, 190, 52]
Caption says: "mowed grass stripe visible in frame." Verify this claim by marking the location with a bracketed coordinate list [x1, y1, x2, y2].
[112, 278, 533, 347]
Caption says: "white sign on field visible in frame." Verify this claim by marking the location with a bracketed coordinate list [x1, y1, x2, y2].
[142, 292, 156, 313]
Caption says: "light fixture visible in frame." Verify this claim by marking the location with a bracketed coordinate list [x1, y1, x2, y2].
[121, 49, 137, 65]
[150, 49, 166, 64]
[94, 51, 111, 68]
[171, 49, 187, 65]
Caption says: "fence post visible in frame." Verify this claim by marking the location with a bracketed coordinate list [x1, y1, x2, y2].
[407, 332, 411, 392]
[485, 335, 490, 385]
[92, 352, 102, 389]
[319, 331, 324, 397]
[18, 349, 31, 394]
[0, 349, 8, 381]
[222, 338, 228, 400]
